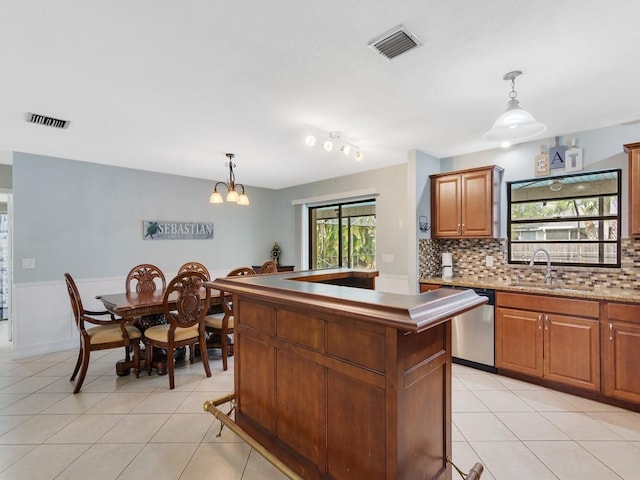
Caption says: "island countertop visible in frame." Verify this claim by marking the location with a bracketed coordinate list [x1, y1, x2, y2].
[206, 268, 487, 333]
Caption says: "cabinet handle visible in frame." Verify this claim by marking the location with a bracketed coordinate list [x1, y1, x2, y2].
[544, 313, 549, 330]
[457, 223, 461, 234]
[609, 323, 613, 341]
[461, 224, 465, 233]
[538, 313, 542, 330]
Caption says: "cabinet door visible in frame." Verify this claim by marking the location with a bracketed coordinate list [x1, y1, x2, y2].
[603, 321, 640, 403]
[495, 307, 543, 377]
[543, 314, 600, 391]
[630, 146, 640, 236]
[460, 169, 493, 237]
[419, 283, 441, 293]
[431, 174, 461, 238]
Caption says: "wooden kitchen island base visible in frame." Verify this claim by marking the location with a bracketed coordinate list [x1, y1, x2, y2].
[206, 269, 486, 480]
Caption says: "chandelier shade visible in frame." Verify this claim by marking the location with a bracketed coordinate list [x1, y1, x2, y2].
[209, 153, 250, 206]
[483, 71, 546, 144]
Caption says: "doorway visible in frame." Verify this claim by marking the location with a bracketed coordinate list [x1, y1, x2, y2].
[0, 193, 11, 344]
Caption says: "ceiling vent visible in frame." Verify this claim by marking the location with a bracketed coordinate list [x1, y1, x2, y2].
[368, 25, 423, 60]
[26, 112, 70, 129]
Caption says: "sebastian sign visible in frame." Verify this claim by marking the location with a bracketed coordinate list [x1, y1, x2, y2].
[143, 221, 214, 240]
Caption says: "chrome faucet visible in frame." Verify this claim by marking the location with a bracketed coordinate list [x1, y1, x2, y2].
[530, 248, 552, 285]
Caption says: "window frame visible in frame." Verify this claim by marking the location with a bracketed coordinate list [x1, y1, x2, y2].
[307, 199, 376, 270]
[507, 169, 621, 268]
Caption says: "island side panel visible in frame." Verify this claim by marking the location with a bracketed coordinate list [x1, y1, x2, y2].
[232, 293, 452, 479]
[397, 321, 452, 480]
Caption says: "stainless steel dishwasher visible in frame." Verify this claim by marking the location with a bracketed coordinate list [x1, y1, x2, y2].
[450, 287, 496, 373]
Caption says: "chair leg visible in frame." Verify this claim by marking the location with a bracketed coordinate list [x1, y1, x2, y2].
[189, 345, 194, 364]
[73, 341, 91, 394]
[200, 332, 212, 378]
[221, 330, 228, 372]
[133, 341, 141, 378]
[168, 347, 175, 390]
[70, 344, 83, 381]
[147, 343, 153, 376]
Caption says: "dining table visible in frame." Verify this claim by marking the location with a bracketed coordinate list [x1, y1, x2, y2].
[96, 287, 224, 375]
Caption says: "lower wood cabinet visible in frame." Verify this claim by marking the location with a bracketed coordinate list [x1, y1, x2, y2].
[419, 283, 441, 293]
[496, 292, 601, 391]
[603, 302, 640, 403]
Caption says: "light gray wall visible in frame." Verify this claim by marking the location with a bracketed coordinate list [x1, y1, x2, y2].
[12, 152, 279, 283]
[276, 163, 410, 280]
[0, 164, 12, 190]
[441, 124, 640, 237]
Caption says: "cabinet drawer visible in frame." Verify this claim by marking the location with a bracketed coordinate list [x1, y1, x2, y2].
[606, 302, 640, 324]
[496, 291, 599, 319]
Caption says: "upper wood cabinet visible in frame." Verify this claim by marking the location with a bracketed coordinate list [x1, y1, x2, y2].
[624, 142, 640, 237]
[430, 165, 503, 238]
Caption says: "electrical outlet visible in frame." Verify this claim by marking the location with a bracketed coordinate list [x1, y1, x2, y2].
[382, 254, 394, 263]
[485, 255, 494, 267]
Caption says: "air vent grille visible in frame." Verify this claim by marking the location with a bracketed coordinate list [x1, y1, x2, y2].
[368, 25, 422, 60]
[26, 112, 70, 129]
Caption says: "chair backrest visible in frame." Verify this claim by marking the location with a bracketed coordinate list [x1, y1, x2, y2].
[258, 260, 278, 274]
[163, 271, 211, 329]
[220, 267, 257, 316]
[64, 273, 84, 332]
[126, 264, 166, 294]
[227, 267, 257, 277]
[178, 262, 210, 280]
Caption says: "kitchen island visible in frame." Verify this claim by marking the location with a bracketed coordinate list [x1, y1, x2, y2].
[206, 269, 486, 480]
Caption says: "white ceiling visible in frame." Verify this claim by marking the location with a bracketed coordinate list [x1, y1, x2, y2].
[1, 1, 640, 189]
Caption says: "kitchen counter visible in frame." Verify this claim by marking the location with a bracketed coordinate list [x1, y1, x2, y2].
[420, 276, 640, 304]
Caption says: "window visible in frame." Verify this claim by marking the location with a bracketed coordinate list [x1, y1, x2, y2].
[309, 200, 376, 270]
[508, 169, 621, 267]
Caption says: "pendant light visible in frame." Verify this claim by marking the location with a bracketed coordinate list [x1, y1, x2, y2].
[209, 153, 250, 206]
[483, 70, 546, 145]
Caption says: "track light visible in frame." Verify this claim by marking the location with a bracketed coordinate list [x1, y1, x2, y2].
[305, 130, 363, 161]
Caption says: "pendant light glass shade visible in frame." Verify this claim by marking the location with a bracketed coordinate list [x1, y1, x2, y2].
[226, 189, 239, 203]
[483, 71, 546, 143]
[209, 191, 223, 204]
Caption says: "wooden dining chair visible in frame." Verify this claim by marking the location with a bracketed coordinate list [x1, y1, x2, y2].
[143, 271, 212, 389]
[205, 267, 256, 371]
[258, 260, 278, 274]
[125, 263, 167, 331]
[64, 273, 141, 394]
[178, 261, 210, 280]
[126, 263, 166, 294]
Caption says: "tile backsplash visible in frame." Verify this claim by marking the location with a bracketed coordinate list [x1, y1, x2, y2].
[419, 238, 640, 290]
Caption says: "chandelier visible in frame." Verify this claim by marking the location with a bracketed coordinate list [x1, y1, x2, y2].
[305, 131, 363, 161]
[483, 70, 546, 147]
[209, 153, 250, 206]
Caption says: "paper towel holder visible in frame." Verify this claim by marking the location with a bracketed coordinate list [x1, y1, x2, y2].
[418, 216, 431, 232]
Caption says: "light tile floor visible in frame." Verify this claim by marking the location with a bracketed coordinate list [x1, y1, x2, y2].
[1, 322, 639, 479]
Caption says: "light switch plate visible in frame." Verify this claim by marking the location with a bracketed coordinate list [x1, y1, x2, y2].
[22, 258, 35, 269]
[485, 256, 494, 267]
